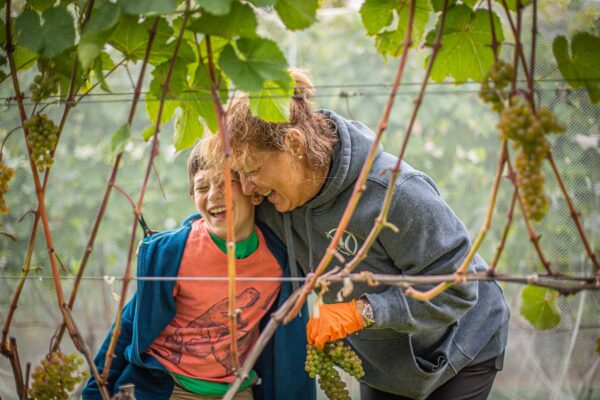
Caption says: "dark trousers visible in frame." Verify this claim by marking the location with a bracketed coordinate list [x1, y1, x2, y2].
[360, 355, 503, 400]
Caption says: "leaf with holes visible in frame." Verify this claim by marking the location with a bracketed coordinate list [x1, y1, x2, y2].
[520, 285, 561, 330]
[553, 33, 600, 104]
[361, 0, 432, 59]
[426, 5, 504, 82]
[275, 0, 318, 30]
[218, 38, 289, 92]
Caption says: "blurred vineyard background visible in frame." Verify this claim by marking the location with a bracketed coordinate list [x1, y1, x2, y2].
[1, 0, 599, 399]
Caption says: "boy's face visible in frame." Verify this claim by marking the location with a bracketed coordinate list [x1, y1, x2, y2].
[192, 169, 256, 241]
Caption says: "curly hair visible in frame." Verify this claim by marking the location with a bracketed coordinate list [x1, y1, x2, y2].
[226, 68, 338, 173]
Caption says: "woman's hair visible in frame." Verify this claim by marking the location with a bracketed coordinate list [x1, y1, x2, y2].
[187, 135, 223, 195]
[226, 68, 338, 172]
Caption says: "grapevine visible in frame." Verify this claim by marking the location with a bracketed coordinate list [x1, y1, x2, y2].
[24, 114, 59, 173]
[28, 351, 89, 400]
[0, 161, 15, 220]
[305, 340, 364, 400]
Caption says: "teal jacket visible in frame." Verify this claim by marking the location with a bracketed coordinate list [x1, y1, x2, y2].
[83, 215, 314, 400]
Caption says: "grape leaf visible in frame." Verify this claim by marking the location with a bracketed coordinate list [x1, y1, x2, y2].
[218, 38, 289, 92]
[553, 33, 600, 104]
[78, 3, 121, 70]
[141, 125, 156, 142]
[274, 0, 318, 31]
[14, 6, 76, 58]
[187, 2, 257, 39]
[27, 0, 55, 12]
[93, 56, 111, 92]
[146, 60, 187, 124]
[520, 285, 561, 330]
[145, 17, 196, 65]
[186, 65, 223, 132]
[461, 0, 478, 7]
[195, 0, 234, 15]
[117, 0, 178, 15]
[108, 16, 148, 61]
[426, 5, 504, 82]
[174, 102, 204, 151]
[250, 78, 294, 122]
[13, 46, 38, 70]
[248, 0, 277, 5]
[494, 0, 531, 12]
[360, 0, 397, 36]
[0, 19, 5, 47]
[431, 0, 457, 11]
[111, 123, 131, 157]
[360, 0, 432, 58]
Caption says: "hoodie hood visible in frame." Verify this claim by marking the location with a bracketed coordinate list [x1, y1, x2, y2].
[304, 110, 383, 210]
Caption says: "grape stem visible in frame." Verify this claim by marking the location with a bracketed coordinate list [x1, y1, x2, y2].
[488, 189, 518, 274]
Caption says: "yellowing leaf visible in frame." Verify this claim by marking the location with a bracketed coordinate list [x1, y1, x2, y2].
[520, 285, 561, 331]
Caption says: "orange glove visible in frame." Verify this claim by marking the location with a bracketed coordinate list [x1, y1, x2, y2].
[307, 299, 364, 349]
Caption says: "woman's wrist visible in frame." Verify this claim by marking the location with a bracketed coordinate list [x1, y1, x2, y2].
[356, 297, 374, 327]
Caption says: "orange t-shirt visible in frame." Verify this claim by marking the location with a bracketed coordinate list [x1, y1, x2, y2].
[146, 219, 282, 382]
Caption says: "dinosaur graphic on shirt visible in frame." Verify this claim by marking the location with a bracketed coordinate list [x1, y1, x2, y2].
[161, 287, 260, 369]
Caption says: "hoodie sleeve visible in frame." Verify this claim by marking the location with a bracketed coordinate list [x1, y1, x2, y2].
[82, 294, 136, 398]
[364, 174, 479, 332]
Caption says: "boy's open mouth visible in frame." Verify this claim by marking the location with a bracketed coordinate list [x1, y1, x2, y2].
[208, 206, 227, 218]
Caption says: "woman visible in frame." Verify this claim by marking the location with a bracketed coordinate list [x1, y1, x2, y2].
[223, 69, 509, 400]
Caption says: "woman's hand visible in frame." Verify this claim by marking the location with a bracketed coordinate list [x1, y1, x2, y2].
[306, 299, 364, 348]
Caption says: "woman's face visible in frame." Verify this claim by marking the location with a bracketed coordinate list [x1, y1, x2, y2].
[235, 148, 318, 212]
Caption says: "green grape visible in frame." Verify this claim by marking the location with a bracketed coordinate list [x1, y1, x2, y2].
[305, 341, 364, 400]
[29, 351, 89, 400]
[29, 71, 59, 104]
[479, 60, 514, 111]
[25, 114, 59, 173]
[0, 161, 15, 221]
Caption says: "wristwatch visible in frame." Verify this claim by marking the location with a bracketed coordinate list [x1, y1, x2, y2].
[360, 297, 375, 327]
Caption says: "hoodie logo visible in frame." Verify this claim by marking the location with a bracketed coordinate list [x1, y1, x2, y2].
[326, 229, 358, 257]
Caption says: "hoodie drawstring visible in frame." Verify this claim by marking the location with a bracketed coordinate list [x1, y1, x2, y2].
[283, 213, 300, 293]
[305, 208, 314, 272]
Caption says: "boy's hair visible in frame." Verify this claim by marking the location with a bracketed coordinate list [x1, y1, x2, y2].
[187, 136, 223, 195]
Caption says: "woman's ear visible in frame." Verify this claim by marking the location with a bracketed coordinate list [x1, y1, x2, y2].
[284, 128, 306, 157]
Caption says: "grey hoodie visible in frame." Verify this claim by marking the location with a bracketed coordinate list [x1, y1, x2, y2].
[256, 110, 510, 399]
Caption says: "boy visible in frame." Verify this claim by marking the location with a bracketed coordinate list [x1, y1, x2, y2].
[83, 138, 313, 400]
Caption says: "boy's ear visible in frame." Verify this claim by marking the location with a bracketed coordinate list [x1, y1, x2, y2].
[252, 192, 264, 206]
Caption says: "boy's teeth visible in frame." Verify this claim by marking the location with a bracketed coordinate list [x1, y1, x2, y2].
[211, 207, 226, 214]
[263, 191, 272, 197]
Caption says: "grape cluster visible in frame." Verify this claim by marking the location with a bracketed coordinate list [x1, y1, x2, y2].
[30, 73, 59, 103]
[24, 114, 59, 172]
[305, 340, 364, 400]
[497, 98, 565, 221]
[479, 61, 514, 112]
[28, 351, 89, 400]
[0, 161, 15, 218]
